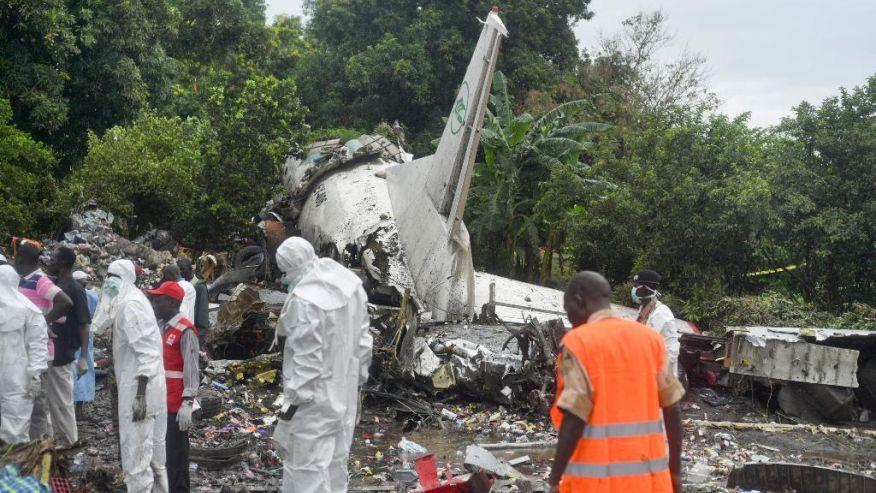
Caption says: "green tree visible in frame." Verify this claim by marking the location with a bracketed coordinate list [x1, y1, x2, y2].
[0, 98, 59, 236]
[1, 0, 179, 170]
[175, 72, 309, 247]
[765, 76, 876, 308]
[169, 0, 269, 69]
[299, 0, 593, 152]
[567, 109, 777, 298]
[0, 0, 78, 134]
[65, 112, 206, 235]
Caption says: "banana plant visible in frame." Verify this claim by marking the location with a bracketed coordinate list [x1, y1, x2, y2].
[468, 71, 609, 280]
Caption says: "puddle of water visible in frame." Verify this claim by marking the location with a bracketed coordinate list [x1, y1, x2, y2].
[350, 409, 554, 481]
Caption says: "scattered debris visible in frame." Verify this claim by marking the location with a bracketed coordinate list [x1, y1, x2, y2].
[463, 445, 516, 479]
[507, 456, 531, 466]
[684, 419, 876, 438]
[209, 284, 276, 359]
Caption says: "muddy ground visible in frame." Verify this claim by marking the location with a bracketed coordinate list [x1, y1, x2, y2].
[59, 372, 876, 492]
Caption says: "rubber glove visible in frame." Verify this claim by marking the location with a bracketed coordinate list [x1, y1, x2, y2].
[77, 355, 88, 378]
[132, 376, 148, 422]
[177, 400, 193, 431]
[273, 418, 294, 460]
[26, 373, 44, 399]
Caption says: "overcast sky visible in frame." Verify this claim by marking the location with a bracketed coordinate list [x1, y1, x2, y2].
[265, 0, 876, 127]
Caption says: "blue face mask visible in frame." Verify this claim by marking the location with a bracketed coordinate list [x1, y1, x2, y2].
[280, 275, 298, 293]
[103, 276, 123, 298]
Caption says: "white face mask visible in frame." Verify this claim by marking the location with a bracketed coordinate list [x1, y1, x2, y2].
[631, 285, 656, 305]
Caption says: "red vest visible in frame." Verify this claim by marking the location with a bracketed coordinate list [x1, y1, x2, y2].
[163, 316, 198, 413]
[551, 317, 672, 493]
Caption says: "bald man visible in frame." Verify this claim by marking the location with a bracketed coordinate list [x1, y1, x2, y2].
[549, 272, 684, 493]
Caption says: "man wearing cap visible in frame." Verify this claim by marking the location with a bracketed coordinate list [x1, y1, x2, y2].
[146, 281, 200, 493]
[631, 270, 680, 376]
[159, 264, 196, 323]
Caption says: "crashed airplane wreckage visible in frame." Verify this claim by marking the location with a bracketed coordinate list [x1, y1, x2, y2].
[209, 8, 695, 410]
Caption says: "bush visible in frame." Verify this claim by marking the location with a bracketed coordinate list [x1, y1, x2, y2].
[173, 73, 308, 248]
[65, 112, 207, 235]
[0, 98, 60, 236]
[680, 291, 876, 332]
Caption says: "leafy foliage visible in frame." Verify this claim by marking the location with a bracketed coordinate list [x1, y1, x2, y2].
[765, 77, 876, 308]
[0, 2, 874, 317]
[65, 112, 206, 235]
[298, 0, 593, 153]
[682, 291, 876, 332]
[0, 0, 179, 170]
[0, 99, 59, 236]
[178, 72, 308, 248]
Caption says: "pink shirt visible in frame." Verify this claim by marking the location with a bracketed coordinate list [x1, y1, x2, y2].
[18, 269, 59, 357]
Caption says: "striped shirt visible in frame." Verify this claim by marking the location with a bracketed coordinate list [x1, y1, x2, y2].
[18, 269, 59, 314]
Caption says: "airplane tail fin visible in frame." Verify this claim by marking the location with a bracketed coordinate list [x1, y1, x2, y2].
[426, 8, 507, 233]
[386, 8, 506, 320]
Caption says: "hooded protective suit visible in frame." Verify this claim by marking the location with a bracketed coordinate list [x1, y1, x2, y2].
[93, 260, 168, 493]
[0, 265, 49, 444]
[273, 238, 373, 493]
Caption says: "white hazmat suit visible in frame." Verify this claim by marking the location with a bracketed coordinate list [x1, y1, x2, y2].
[0, 265, 49, 444]
[92, 260, 168, 493]
[273, 238, 373, 493]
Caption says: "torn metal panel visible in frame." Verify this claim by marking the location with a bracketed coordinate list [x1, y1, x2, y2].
[463, 445, 517, 479]
[209, 284, 275, 359]
[728, 333, 860, 387]
[728, 325, 876, 346]
[296, 159, 417, 308]
[281, 135, 408, 201]
[413, 339, 442, 378]
[727, 462, 876, 492]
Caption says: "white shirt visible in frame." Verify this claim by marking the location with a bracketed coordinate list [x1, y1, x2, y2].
[641, 300, 680, 375]
[177, 279, 196, 322]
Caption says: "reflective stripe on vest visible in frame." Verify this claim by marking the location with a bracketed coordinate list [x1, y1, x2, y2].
[566, 457, 669, 478]
[165, 370, 184, 379]
[582, 419, 664, 439]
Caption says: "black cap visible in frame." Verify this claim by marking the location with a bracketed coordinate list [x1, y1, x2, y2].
[633, 269, 661, 288]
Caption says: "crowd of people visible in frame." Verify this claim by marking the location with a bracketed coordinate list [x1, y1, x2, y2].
[1, 234, 682, 493]
[0, 237, 373, 493]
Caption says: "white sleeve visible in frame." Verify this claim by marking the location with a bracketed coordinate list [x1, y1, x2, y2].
[655, 308, 679, 363]
[283, 300, 325, 406]
[357, 299, 373, 386]
[120, 302, 162, 380]
[25, 311, 49, 376]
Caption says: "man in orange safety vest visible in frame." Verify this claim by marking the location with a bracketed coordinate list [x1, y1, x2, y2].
[548, 271, 684, 492]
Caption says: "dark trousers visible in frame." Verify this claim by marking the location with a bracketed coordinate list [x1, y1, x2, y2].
[166, 412, 190, 493]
